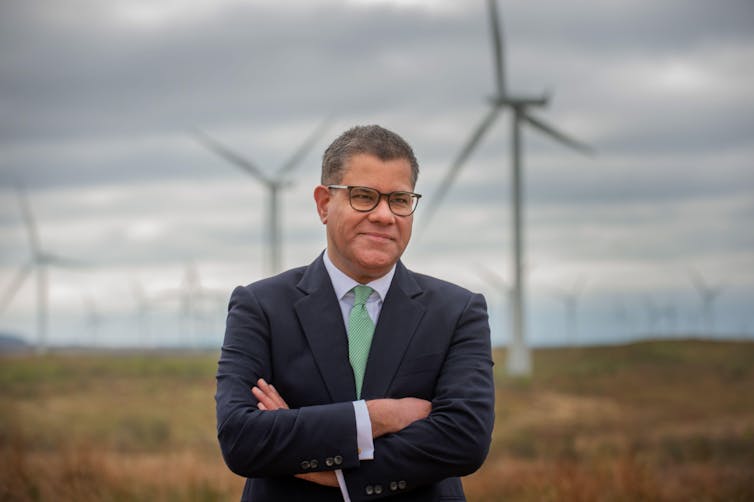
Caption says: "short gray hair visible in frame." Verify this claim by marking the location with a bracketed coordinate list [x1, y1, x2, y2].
[321, 125, 419, 187]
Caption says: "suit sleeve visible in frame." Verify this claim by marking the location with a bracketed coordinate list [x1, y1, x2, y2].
[215, 285, 360, 478]
[343, 292, 495, 500]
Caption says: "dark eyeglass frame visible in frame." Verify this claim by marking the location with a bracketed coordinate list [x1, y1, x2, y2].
[327, 185, 422, 216]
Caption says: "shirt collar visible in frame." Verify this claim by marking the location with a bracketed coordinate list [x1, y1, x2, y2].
[322, 250, 395, 303]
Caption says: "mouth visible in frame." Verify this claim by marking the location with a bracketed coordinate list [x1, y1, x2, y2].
[360, 232, 395, 242]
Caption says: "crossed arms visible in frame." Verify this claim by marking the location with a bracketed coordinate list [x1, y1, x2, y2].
[215, 282, 495, 499]
[252, 377, 432, 487]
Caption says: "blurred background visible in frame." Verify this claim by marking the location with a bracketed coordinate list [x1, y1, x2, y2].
[1, 0, 753, 351]
[2, 1, 754, 500]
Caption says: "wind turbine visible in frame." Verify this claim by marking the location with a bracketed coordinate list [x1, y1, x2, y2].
[193, 119, 330, 275]
[157, 262, 226, 348]
[688, 268, 723, 337]
[423, 0, 592, 375]
[81, 294, 103, 348]
[131, 279, 152, 349]
[474, 263, 514, 348]
[0, 186, 81, 354]
[550, 276, 587, 346]
[612, 295, 634, 340]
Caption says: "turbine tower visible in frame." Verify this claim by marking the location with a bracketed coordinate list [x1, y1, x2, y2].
[82, 294, 103, 348]
[131, 279, 152, 349]
[688, 268, 723, 337]
[423, 0, 592, 375]
[1, 186, 80, 354]
[551, 276, 587, 346]
[193, 119, 330, 275]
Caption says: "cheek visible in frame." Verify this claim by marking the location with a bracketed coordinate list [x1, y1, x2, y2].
[329, 213, 357, 243]
[398, 221, 413, 244]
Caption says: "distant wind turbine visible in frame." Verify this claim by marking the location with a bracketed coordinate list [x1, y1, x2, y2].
[423, 0, 593, 375]
[193, 119, 331, 275]
[81, 294, 103, 347]
[474, 263, 514, 346]
[475, 263, 513, 304]
[612, 296, 634, 339]
[642, 295, 678, 338]
[131, 280, 152, 349]
[688, 268, 724, 336]
[158, 263, 225, 348]
[550, 276, 587, 346]
[0, 186, 82, 354]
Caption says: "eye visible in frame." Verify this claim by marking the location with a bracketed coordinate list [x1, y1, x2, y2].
[351, 188, 377, 203]
[390, 193, 412, 207]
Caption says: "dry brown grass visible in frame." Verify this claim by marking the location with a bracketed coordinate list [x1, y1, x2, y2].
[1, 340, 753, 501]
[463, 340, 754, 501]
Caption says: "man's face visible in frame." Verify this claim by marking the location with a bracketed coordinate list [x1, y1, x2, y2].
[314, 153, 414, 283]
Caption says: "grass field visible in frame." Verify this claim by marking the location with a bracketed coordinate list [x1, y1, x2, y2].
[1, 340, 753, 501]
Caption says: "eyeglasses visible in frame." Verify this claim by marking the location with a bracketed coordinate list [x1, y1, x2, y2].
[327, 185, 422, 217]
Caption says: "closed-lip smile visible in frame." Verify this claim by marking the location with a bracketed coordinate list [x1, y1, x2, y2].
[361, 231, 394, 241]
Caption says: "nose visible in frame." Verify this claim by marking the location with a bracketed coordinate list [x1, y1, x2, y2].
[367, 195, 395, 223]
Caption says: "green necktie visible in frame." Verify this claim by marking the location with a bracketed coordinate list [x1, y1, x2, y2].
[348, 285, 375, 399]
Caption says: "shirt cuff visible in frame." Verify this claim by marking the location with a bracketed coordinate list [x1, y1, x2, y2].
[353, 399, 374, 460]
[335, 470, 351, 502]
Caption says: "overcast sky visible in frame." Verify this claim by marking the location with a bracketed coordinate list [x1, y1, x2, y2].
[1, 0, 753, 349]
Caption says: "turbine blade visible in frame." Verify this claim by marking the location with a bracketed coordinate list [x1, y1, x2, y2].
[40, 252, 88, 268]
[687, 266, 707, 293]
[421, 107, 502, 229]
[0, 262, 33, 313]
[687, 266, 723, 297]
[277, 116, 333, 179]
[487, 0, 506, 97]
[522, 112, 593, 154]
[474, 262, 510, 292]
[192, 128, 271, 185]
[15, 185, 42, 255]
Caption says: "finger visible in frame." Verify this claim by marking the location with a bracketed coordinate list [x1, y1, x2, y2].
[258, 378, 288, 409]
[252, 386, 278, 410]
[268, 384, 289, 409]
[257, 402, 267, 410]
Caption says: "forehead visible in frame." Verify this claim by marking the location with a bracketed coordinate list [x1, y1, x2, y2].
[341, 153, 413, 190]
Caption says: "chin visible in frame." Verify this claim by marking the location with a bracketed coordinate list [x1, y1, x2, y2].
[356, 254, 398, 274]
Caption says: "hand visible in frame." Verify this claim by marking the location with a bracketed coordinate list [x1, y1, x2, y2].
[251, 380, 338, 488]
[296, 471, 339, 487]
[251, 378, 289, 410]
[366, 397, 431, 438]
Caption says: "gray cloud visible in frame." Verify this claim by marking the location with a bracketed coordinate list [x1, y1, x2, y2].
[1, 0, 752, 347]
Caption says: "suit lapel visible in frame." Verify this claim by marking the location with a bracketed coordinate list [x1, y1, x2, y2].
[294, 255, 357, 403]
[361, 262, 426, 399]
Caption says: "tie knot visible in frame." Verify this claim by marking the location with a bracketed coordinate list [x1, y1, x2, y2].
[352, 285, 373, 306]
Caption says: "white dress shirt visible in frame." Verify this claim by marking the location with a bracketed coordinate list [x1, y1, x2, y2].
[322, 251, 395, 502]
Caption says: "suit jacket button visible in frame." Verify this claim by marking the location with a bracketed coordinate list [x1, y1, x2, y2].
[398, 480, 407, 490]
[374, 484, 383, 494]
[300, 460, 310, 470]
[325, 457, 334, 467]
[365, 485, 374, 495]
[333, 455, 343, 465]
[389, 481, 398, 491]
[310, 459, 319, 469]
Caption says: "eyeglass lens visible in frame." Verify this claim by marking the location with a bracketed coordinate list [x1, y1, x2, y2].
[349, 187, 417, 215]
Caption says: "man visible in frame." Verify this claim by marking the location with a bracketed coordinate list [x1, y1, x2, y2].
[215, 125, 495, 501]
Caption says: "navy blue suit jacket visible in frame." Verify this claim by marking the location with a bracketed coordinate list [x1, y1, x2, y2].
[215, 254, 495, 501]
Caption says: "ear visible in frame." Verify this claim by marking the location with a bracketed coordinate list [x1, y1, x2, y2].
[313, 185, 330, 224]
